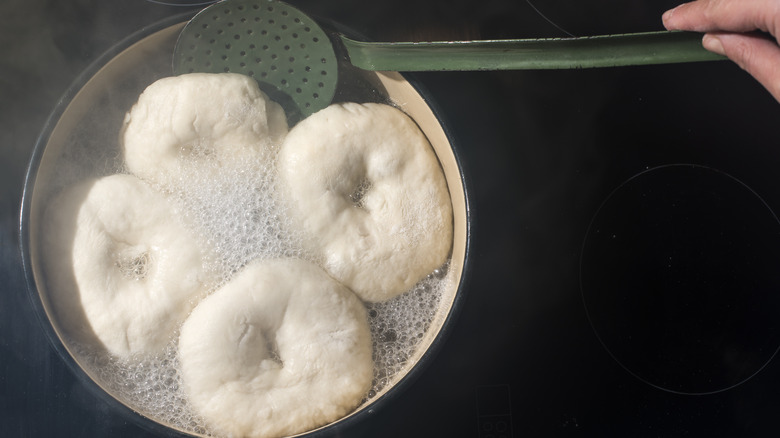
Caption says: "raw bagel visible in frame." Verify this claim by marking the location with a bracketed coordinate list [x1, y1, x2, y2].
[276, 102, 453, 302]
[121, 73, 288, 188]
[178, 258, 373, 438]
[42, 174, 215, 357]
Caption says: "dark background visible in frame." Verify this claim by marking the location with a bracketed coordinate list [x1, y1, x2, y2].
[3, 0, 780, 436]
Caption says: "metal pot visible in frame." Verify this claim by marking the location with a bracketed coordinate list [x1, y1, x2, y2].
[20, 14, 470, 437]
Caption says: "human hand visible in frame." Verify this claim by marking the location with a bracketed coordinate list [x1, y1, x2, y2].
[663, 0, 780, 102]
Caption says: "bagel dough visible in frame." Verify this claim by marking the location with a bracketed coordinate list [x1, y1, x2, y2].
[42, 174, 215, 357]
[178, 258, 373, 438]
[276, 102, 453, 302]
[121, 73, 288, 188]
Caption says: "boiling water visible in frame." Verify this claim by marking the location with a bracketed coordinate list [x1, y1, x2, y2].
[31, 21, 457, 435]
[37, 78, 453, 436]
[65, 154, 452, 434]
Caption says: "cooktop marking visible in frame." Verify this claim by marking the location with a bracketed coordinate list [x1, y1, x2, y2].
[580, 163, 780, 395]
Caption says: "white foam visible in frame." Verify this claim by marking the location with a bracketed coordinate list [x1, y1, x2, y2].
[60, 142, 451, 436]
[43, 72, 452, 435]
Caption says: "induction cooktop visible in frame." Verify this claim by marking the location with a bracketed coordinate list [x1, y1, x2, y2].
[3, 0, 780, 437]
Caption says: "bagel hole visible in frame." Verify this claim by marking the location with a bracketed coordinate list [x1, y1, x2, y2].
[115, 251, 150, 280]
[179, 139, 216, 159]
[237, 323, 284, 367]
[264, 333, 283, 366]
[349, 178, 373, 209]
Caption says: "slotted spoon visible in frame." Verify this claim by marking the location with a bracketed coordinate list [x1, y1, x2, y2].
[173, 0, 723, 120]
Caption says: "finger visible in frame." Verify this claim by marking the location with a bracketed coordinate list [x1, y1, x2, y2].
[704, 31, 780, 101]
[663, 0, 780, 35]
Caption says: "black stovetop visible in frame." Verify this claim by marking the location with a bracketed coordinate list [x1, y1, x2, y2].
[3, 0, 780, 436]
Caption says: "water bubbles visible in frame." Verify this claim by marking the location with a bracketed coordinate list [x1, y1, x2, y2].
[66, 129, 451, 436]
[364, 261, 450, 398]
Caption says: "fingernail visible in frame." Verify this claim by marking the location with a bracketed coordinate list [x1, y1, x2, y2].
[702, 34, 726, 56]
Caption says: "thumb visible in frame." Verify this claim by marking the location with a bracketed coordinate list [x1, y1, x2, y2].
[704, 32, 780, 102]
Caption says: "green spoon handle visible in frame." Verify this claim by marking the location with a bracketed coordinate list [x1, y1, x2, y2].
[340, 30, 724, 71]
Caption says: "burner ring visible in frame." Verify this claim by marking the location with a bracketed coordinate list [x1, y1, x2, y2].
[580, 164, 780, 395]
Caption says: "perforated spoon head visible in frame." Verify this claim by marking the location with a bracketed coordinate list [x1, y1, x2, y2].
[173, 0, 338, 121]
[174, 0, 724, 122]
